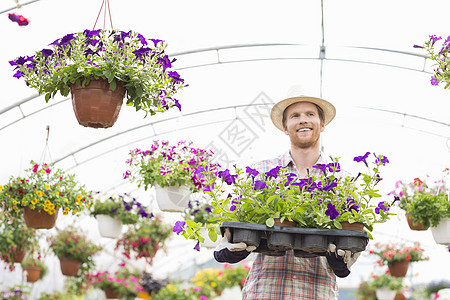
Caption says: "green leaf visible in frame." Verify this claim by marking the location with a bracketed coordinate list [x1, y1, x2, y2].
[109, 79, 116, 91]
[266, 218, 275, 227]
[208, 229, 218, 242]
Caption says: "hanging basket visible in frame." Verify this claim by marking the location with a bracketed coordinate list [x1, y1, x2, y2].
[96, 215, 123, 238]
[199, 227, 220, 249]
[23, 266, 42, 282]
[388, 260, 410, 277]
[13, 249, 26, 263]
[70, 78, 126, 128]
[23, 206, 59, 229]
[375, 288, 397, 300]
[154, 185, 191, 212]
[406, 213, 429, 231]
[104, 286, 121, 299]
[431, 217, 450, 245]
[59, 257, 82, 276]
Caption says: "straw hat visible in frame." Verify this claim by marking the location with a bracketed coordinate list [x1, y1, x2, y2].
[270, 86, 336, 131]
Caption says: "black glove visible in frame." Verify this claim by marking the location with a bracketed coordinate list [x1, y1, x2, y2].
[325, 243, 361, 278]
[213, 228, 256, 264]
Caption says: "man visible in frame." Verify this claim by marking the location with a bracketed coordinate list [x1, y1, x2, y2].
[214, 89, 360, 299]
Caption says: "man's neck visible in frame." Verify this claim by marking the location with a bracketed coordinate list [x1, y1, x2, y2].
[289, 145, 321, 178]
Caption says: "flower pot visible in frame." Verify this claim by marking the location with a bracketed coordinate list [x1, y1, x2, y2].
[23, 206, 59, 229]
[70, 78, 126, 128]
[388, 260, 410, 277]
[375, 288, 397, 300]
[59, 257, 81, 276]
[96, 215, 123, 238]
[199, 227, 220, 249]
[23, 266, 42, 282]
[13, 249, 26, 263]
[104, 286, 121, 299]
[340, 222, 364, 231]
[154, 185, 191, 212]
[273, 218, 297, 227]
[406, 213, 429, 231]
[431, 217, 450, 245]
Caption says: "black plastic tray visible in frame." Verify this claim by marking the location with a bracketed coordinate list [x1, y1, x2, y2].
[220, 221, 368, 257]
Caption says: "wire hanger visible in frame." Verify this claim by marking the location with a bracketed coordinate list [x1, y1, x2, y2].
[92, 0, 113, 30]
[39, 125, 53, 164]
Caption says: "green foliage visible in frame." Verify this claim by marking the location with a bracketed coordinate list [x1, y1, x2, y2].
[10, 29, 187, 116]
[90, 193, 150, 224]
[369, 272, 403, 290]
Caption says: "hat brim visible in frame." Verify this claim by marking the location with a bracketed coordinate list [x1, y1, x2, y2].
[270, 96, 336, 131]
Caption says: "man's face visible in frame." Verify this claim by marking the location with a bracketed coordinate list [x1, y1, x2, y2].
[283, 102, 325, 149]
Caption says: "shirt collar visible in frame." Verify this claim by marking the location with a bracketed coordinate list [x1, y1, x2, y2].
[280, 151, 329, 168]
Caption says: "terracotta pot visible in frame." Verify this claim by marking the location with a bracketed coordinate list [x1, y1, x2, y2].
[388, 260, 410, 277]
[104, 286, 121, 299]
[59, 257, 81, 276]
[273, 218, 297, 227]
[406, 213, 429, 231]
[23, 206, 59, 229]
[70, 78, 126, 128]
[23, 266, 42, 282]
[13, 249, 26, 263]
[340, 222, 364, 231]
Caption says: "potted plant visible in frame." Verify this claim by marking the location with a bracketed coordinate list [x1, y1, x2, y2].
[0, 161, 92, 229]
[222, 263, 250, 290]
[115, 215, 172, 264]
[0, 286, 30, 299]
[182, 197, 221, 249]
[175, 152, 393, 248]
[151, 283, 213, 300]
[368, 241, 428, 277]
[48, 225, 102, 276]
[0, 212, 37, 270]
[368, 271, 404, 300]
[21, 255, 48, 283]
[9, 29, 187, 128]
[190, 268, 228, 297]
[88, 264, 144, 299]
[90, 192, 152, 238]
[124, 140, 220, 212]
[388, 168, 449, 233]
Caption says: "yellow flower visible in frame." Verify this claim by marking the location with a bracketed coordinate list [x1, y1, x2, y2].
[41, 170, 45, 174]
[211, 282, 217, 287]
[22, 201, 26, 206]
[64, 198, 68, 202]
[45, 184, 50, 190]
[43, 206, 49, 212]
[13, 206, 18, 210]
[49, 203, 55, 209]
[31, 198, 37, 205]
[44, 200, 51, 206]
[0, 185, 3, 192]
[49, 208, 56, 215]
[36, 190, 44, 197]
[76, 195, 82, 201]
[64, 207, 70, 212]
[55, 192, 59, 197]
[167, 284, 175, 292]
[63, 211, 68, 215]
[12, 200, 18, 205]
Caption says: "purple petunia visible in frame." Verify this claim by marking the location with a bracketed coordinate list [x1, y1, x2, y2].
[375, 201, 389, 214]
[375, 155, 389, 165]
[203, 182, 216, 193]
[325, 203, 339, 220]
[253, 180, 268, 190]
[218, 169, 238, 185]
[353, 152, 371, 166]
[193, 241, 201, 251]
[246, 166, 259, 177]
[265, 166, 282, 179]
[431, 76, 439, 86]
[173, 221, 185, 235]
[346, 198, 360, 212]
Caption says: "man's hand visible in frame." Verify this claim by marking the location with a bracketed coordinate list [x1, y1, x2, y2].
[216, 228, 257, 252]
[327, 243, 361, 270]
[213, 228, 256, 263]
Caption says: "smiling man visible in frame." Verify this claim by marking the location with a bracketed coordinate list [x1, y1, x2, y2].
[213, 87, 360, 300]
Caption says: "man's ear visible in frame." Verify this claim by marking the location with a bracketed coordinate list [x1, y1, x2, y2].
[320, 122, 325, 132]
[283, 126, 289, 135]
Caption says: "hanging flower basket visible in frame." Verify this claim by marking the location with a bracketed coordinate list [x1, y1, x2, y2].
[431, 217, 450, 245]
[154, 185, 191, 212]
[9, 29, 187, 129]
[388, 260, 410, 277]
[59, 257, 82, 276]
[23, 206, 59, 229]
[406, 213, 429, 231]
[13, 249, 26, 263]
[104, 286, 121, 299]
[375, 288, 397, 300]
[71, 78, 126, 128]
[23, 266, 42, 282]
[96, 214, 123, 238]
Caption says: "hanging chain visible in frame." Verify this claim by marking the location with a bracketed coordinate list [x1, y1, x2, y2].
[39, 125, 53, 164]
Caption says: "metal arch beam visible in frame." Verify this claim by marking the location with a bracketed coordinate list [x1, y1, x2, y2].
[53, 103, 449, 171]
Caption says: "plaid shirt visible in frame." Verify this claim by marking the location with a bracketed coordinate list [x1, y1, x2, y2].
[242, 152, 339, 300]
